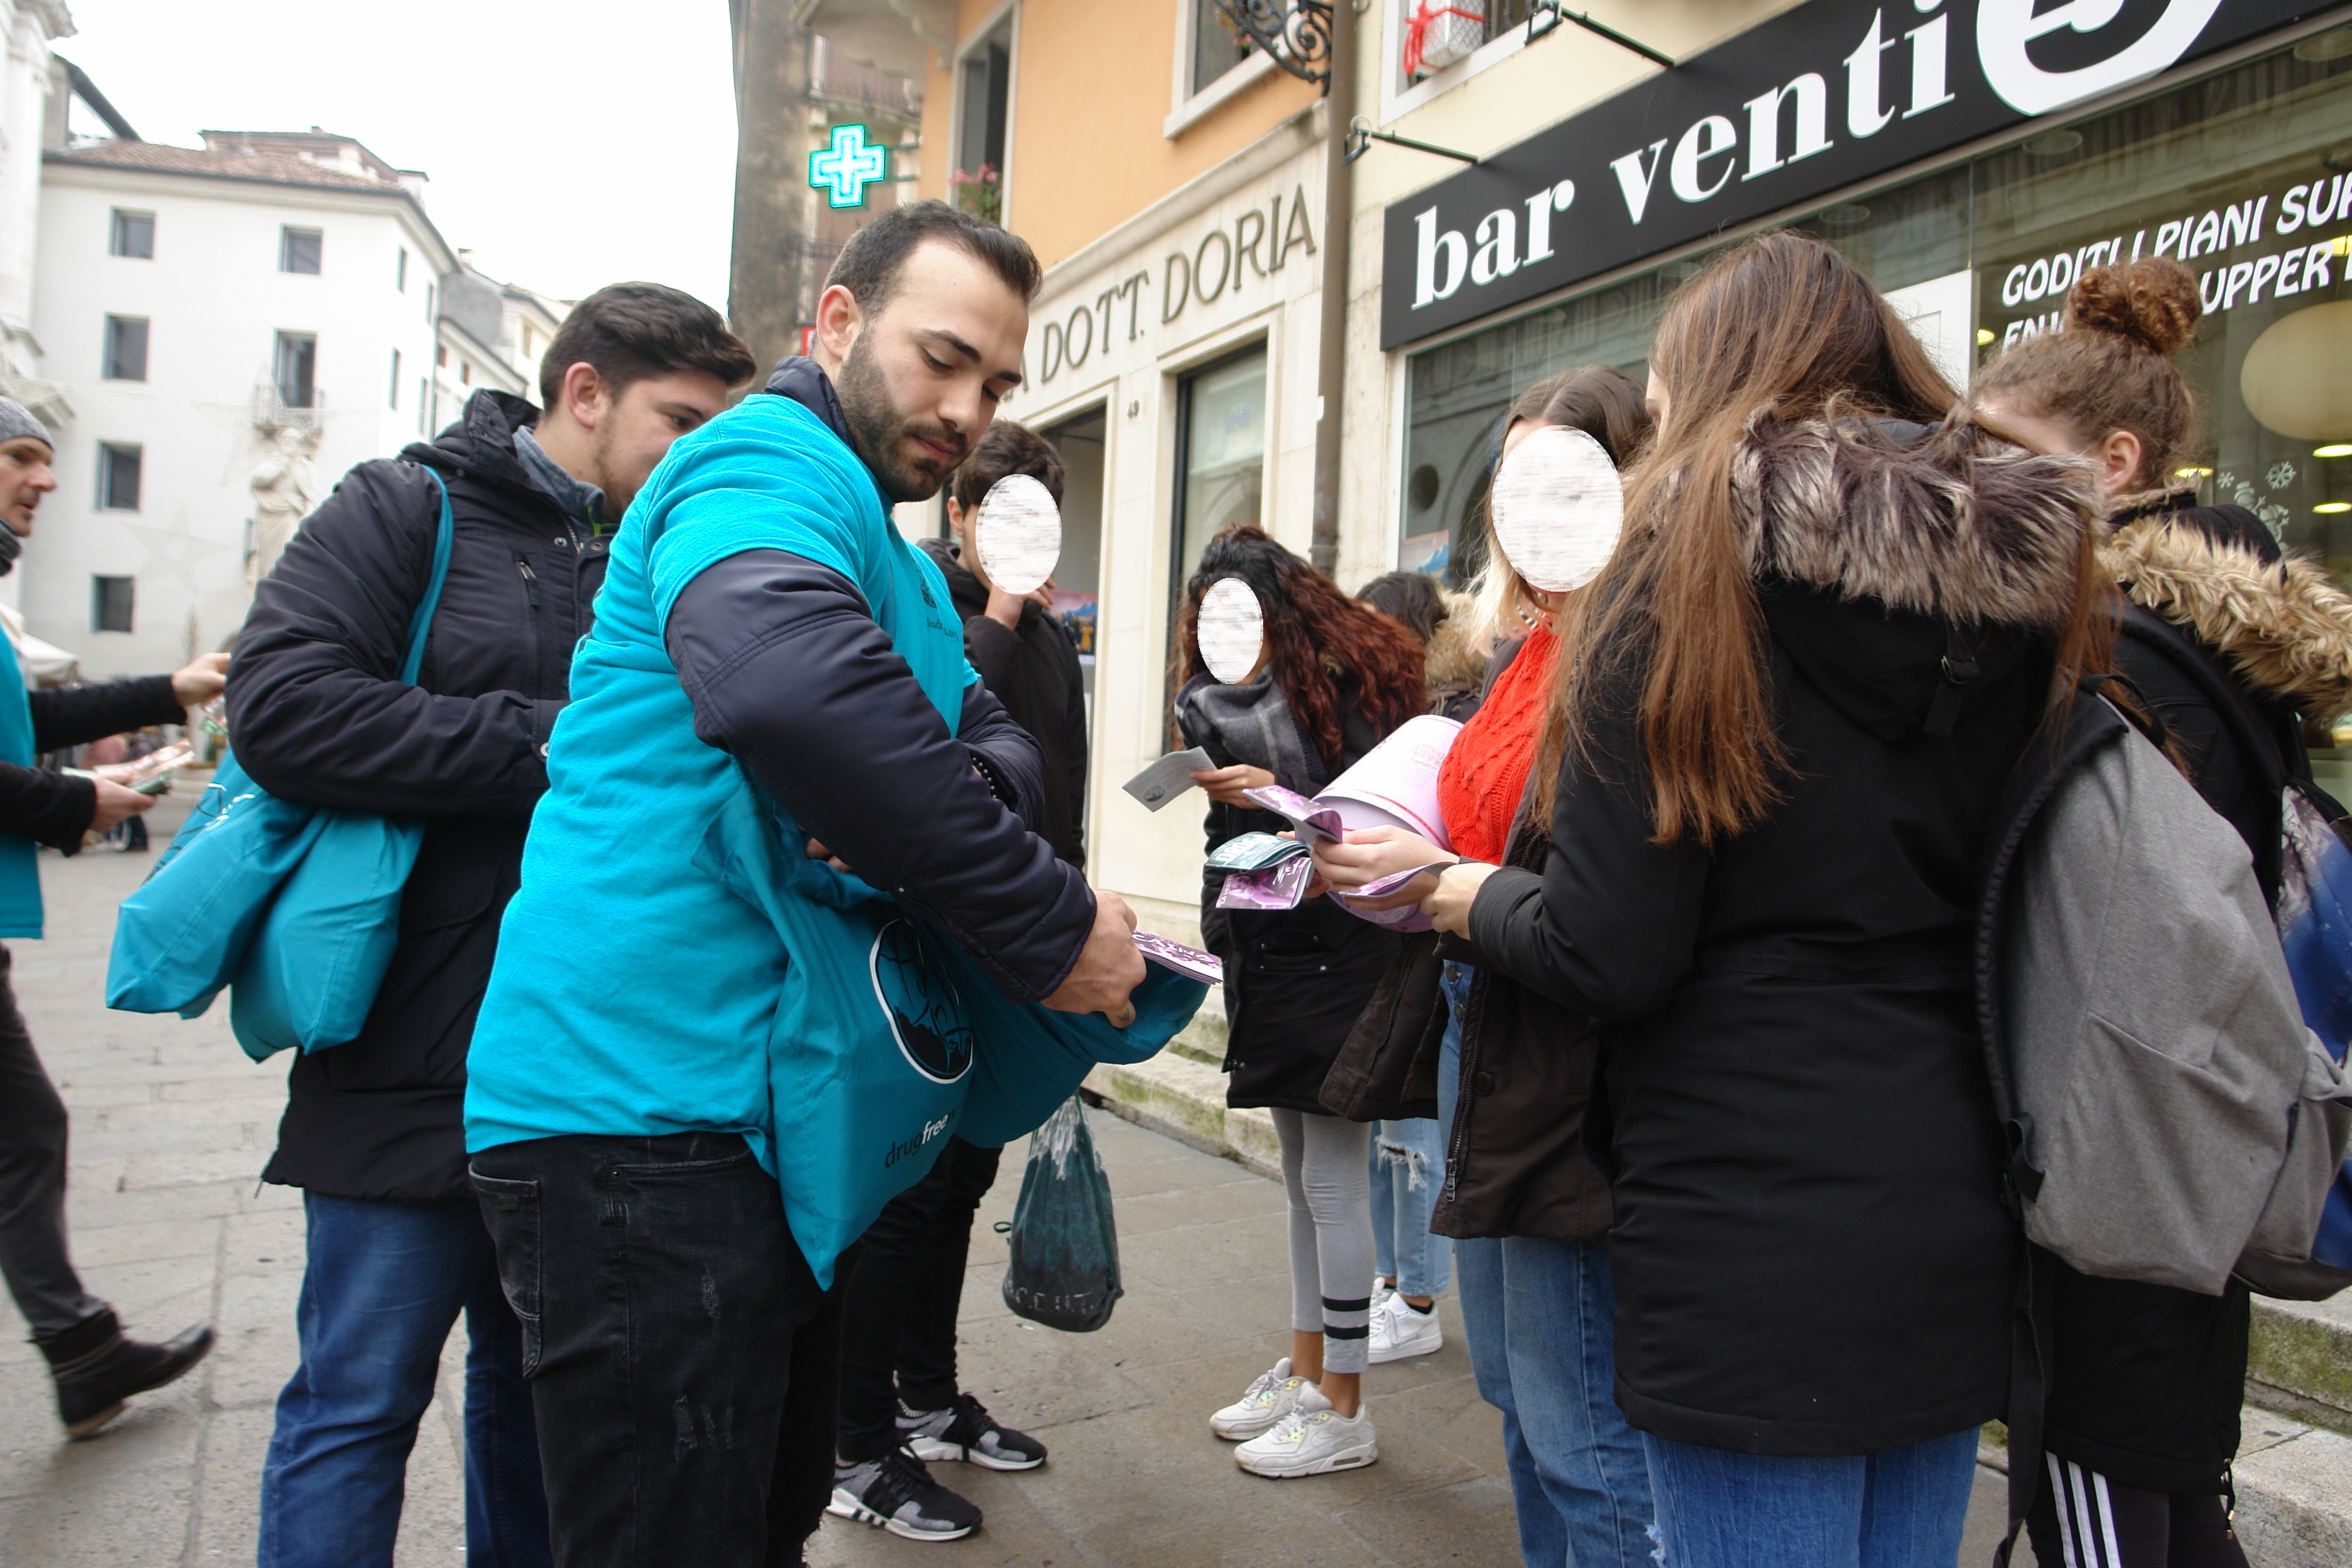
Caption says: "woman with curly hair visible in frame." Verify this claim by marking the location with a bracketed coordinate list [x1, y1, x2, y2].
[1977, 257, 2350, 1568]
[1173, 524, 1427, 1479]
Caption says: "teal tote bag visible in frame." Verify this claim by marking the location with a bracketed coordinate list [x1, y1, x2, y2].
[696, 777, 1206, 1287]
[107, 468, 455, 1061]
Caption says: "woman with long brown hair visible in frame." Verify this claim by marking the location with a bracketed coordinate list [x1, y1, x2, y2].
[1977, 257, 2351, 1568]
[1405, 233, 2106, 1565]
[1172, 525, 1426, 1478]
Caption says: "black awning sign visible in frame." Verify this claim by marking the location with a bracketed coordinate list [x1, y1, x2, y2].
[1378, 0, 2320, 349]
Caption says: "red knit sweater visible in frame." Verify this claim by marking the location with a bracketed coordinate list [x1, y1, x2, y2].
[1435, 621, 1556, 864]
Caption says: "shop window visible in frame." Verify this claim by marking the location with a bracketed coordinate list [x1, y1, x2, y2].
[109, 209, 153, 259]
[953, 22, 1010, 223]
[1043, 406, 1108, 713]
[91, 576, 134, 635]
[1190, 1, 1255, 96]
[102, 315, 148, 381]
[1399, 30, 2352, 599]
[96, 442, 141, 512]
[275, 331, 317, 409]
[1172, 343, 1268, 609]
[280, 226, 323, 275]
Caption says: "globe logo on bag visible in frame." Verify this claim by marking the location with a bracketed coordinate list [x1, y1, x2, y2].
[869, 919, 975, 1084]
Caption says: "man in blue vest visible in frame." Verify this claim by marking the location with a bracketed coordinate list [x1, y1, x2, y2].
[463, 202, 1144, 1566]
[0, 397, 226, 1437]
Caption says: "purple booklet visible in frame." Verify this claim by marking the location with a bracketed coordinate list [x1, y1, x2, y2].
[1133, 930, 1223, 985]
[1242, 783, 1345, 845]
[1216, 854, 1314, 911]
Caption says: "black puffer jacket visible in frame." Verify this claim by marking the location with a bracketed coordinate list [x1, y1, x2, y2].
[228, 391, 598, 1203]
[2039, 493, 2352, 1492]
[1467, 416, 2093, 1455]
[1181, 674, 1405, 1115]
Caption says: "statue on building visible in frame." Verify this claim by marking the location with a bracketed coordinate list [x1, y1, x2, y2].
[246, 424, 320, 588]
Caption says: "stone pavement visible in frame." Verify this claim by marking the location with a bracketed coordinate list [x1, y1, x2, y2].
[0, 785, 2048, 1567]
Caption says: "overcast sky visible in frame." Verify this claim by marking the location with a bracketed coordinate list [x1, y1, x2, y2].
[57, 0, 740, 310]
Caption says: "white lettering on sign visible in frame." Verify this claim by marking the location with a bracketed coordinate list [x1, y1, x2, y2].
[1416, 206, 1469, 304]
[1611, 139, 1670, 225]
[1670, 115, 1740, 203]
[1845, 10, 1898, 138]
[1743, 72, 1832, 181]
[1976, 0, 2224, 116]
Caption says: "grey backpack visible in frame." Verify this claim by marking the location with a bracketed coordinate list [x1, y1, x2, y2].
[1981, 695, 2352, 1296]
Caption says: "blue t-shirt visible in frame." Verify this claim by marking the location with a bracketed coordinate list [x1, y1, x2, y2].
[463, 393, 974, 1155]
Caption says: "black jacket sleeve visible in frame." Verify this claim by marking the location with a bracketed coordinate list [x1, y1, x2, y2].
[0, 763, 94, 850]
[665, 548, 1095, 1003]
[225, 460, 557, 817]
[956, 680, 1048, 837]
[29, 676, 185, 753]
[963, 615, 1021, 700]
[1465, 702, 1710, 1020]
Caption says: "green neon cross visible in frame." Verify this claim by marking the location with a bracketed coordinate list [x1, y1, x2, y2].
[809, 124, 889, 209]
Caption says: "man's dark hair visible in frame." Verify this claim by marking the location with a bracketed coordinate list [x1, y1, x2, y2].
[950, 420, 1064, 513]
[826, 200, 1041, 319]
[538, 282, 758, 409]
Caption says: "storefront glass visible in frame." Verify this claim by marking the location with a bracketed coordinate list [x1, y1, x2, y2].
[1399, 23, 2352, 592]
[1175, 343, 1268, 587]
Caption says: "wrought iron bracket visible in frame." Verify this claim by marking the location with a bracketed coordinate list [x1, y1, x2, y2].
[1208, 0, 1336, 86]
[1528, 4, 1675, 69]
[1344, 116, 1478, 166]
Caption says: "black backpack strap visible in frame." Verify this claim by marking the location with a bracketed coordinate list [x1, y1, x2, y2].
[1993, 1242, 2057, 1566]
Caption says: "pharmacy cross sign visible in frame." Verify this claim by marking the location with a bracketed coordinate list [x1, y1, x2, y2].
[810, 124, 889, 209]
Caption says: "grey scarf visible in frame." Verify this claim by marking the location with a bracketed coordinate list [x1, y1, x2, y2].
[1176, 674, 1329, 795]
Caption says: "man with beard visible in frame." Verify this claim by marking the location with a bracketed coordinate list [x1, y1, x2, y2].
[462, 201, 1144, 1566]
[226, 285, 754, 1568]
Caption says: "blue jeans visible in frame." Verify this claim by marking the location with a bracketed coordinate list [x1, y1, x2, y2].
[260, 1193, 551, 1568]
[1440, 962, 1654, 1568]
[1370, 1115, 1452, 1297]
[1642, 1427, 1979, 1568]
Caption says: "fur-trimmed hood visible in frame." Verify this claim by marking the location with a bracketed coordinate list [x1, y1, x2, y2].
[1734, 412, 2098, 629]
[2101, 496, 2352, 717]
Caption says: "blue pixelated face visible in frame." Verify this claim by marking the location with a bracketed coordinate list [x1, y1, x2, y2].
[868, 919, 975, 1085]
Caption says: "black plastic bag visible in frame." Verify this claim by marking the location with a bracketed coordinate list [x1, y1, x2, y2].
[998, 1095, 1123, 1332]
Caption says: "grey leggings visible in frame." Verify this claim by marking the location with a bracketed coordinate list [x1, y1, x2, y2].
[1270, 1108, 1375, 1375]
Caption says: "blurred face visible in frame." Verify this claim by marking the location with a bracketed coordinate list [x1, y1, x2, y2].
[0, 437, 57, 537]
[818, 241, 1028, 503]
[586, 370, 730, 517]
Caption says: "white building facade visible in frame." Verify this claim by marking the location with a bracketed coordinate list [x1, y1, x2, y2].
[0, 0, 71, 393]
[25, 131, 455, 677]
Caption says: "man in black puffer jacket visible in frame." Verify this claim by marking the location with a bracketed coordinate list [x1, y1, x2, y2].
[225, 288, 754, 1568]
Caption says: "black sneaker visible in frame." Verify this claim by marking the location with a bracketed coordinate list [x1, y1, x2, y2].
[827, 1447, 983, 1541]
[899, 1391, 1048, 1471]
[37, 1309, 215, 1438]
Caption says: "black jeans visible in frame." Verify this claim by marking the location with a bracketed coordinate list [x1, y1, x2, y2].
[0, 945, 106, 1338]
[471, 1131, 841, 1568]
[835, 1136, 1002, 1464]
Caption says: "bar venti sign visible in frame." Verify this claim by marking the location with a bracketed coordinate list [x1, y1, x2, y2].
[1378, 0, 2320, 348]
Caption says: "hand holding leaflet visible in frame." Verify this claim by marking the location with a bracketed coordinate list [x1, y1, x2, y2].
[1123, 747, 1212, 811]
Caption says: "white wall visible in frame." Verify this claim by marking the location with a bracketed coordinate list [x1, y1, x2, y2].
[23, 164, 446, 677]
[0, 1, 66, 380]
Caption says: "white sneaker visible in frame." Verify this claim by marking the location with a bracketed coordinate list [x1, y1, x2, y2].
[1371, 1276, 1396, 1314]
[1233, 1386, 1378, 1477]
[1209, 1356, 1314, 1440]
[1366, 1293, 1443, 1364]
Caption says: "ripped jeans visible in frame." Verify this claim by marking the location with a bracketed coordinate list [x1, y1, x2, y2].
[1368, 1115, 1453, 1298]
